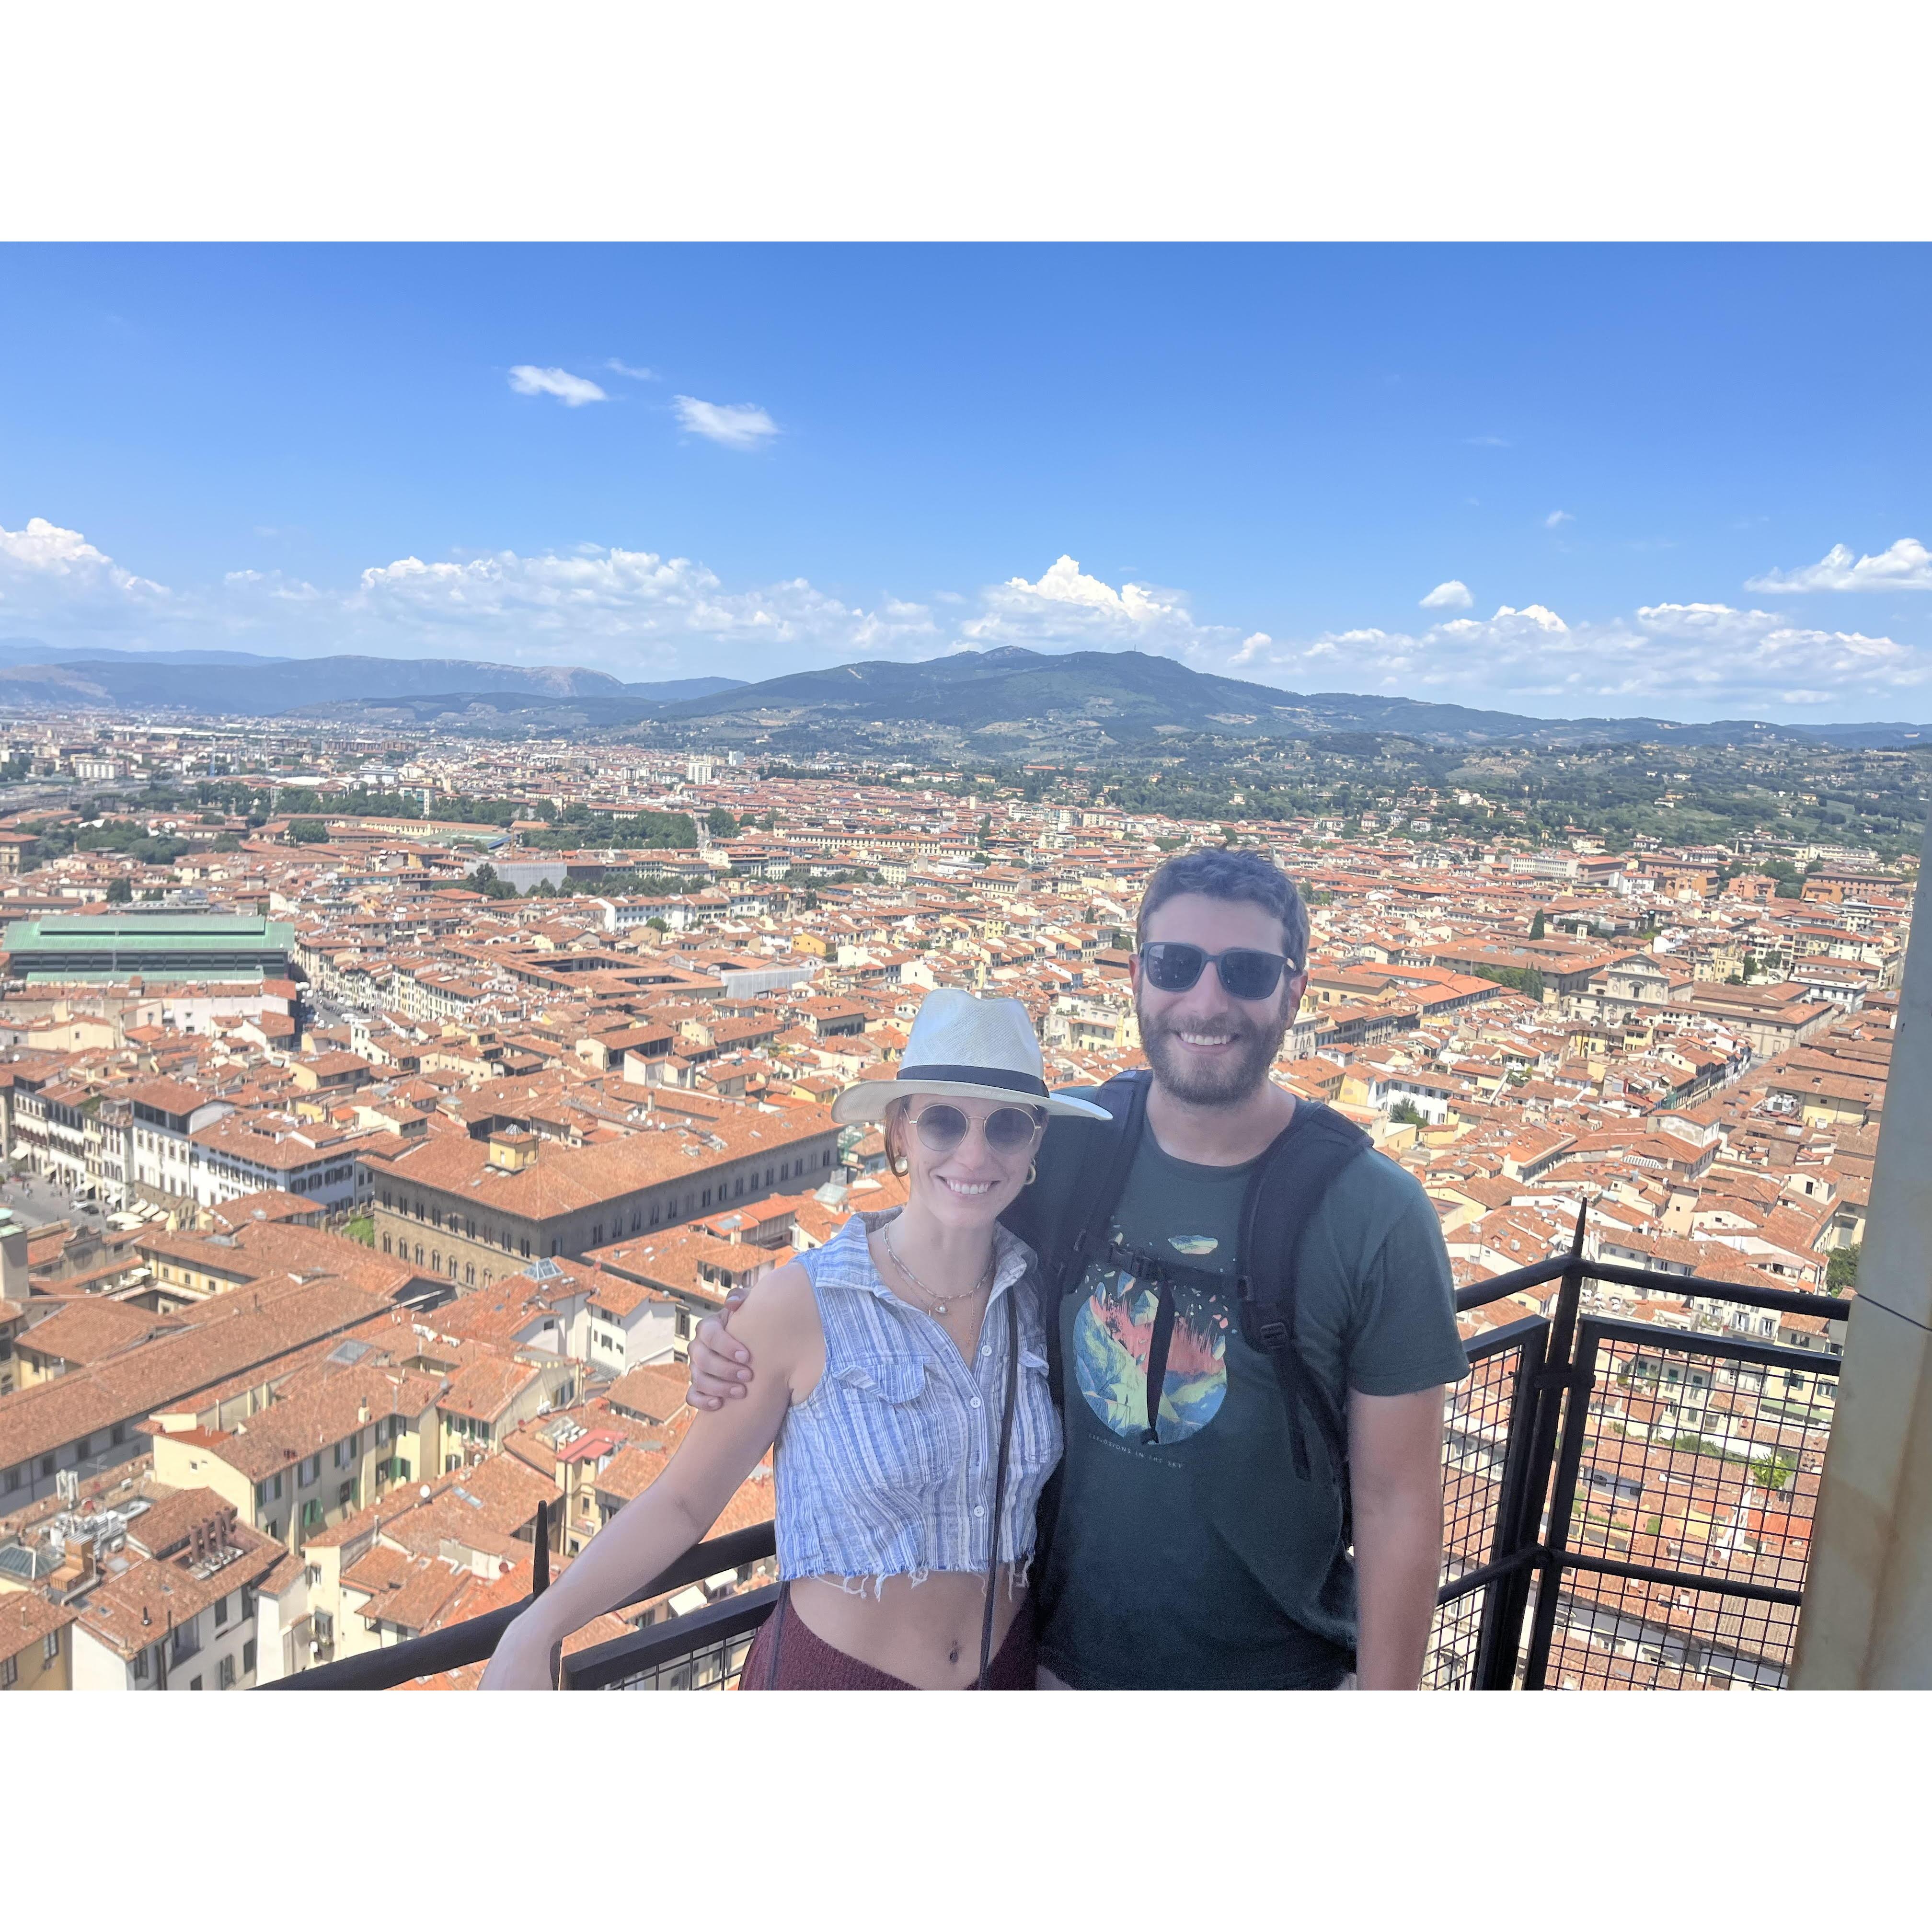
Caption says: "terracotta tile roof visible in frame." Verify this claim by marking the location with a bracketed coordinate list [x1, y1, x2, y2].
[0, 1275, 392, 1472]
[72, 1496, 284, 1660]
[606, 1363, 692, 1426]
[167, 1362, 444, 1483]
[438, 1356, 544, 1425]
[367, 1099, 838, 1222]
[14, 1297, 186, 1368]
[0, 1585, 79, 1662]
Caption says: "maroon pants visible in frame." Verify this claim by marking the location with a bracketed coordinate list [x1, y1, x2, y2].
[741, 1585, 1036, 1690]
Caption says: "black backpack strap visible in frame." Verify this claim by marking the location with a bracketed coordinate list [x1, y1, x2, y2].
[1235, 1102, 1373, 1515]
[977, 1288, 1021, 1689]
[1013, 1071, 1150, 1590]
[1002, 1070, 1150, 1402]
[1047, 1070, 1148, 1401]
[1140, 1273, 1178, 1447]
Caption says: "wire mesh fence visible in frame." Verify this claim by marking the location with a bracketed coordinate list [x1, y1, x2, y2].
[597, 1628, 760, 1691]
[1535, 1571, 1802, 1690]
[1425, 1318, 1545, 1690]
[1523, 1316, 1839, 1691]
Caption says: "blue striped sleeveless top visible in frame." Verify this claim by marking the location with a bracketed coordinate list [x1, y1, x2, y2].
[772, 1210, 1061, 1587]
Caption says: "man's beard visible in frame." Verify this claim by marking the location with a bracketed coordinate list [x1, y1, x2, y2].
[1138, 997, 1293, 1106]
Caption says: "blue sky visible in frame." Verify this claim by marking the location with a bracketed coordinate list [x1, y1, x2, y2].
[1, 243, 1928, 721]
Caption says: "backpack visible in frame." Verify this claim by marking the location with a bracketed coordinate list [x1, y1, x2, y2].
[1003, 1070, 1374, 1556]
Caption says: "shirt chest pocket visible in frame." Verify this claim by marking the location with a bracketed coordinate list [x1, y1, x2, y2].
[1013, 1344, 1062, 1474]
[830, 1353, 961, 1494]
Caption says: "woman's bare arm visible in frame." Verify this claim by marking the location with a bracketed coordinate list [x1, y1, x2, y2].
[481, 1263, 817, 1686]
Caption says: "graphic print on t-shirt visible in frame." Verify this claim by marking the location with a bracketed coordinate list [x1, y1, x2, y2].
[1072, 1250, 1231, 1445]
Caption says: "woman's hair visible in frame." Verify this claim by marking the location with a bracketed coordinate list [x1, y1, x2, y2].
[1134, 844, 1310, 968]
[882, 1094, 911, 1171]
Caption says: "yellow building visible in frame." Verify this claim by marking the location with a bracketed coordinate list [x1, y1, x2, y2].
[150, 1362, 445, 1552]
[0, 1587, 77, 1691]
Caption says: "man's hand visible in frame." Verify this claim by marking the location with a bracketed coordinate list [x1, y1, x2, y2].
[687, 1287, 757, 1410]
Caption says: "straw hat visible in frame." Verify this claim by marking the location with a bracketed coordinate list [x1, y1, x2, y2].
[830, 988, 1112, 1124]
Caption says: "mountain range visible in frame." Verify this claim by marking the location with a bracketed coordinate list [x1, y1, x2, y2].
[0, 645, 736, 711]
[0, 641, 1922, 752]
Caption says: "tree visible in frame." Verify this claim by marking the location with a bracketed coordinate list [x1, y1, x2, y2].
[1826, 1244, 1860, 1295]
[1529, 908, 1547, 940]
[1390, 1098, 1426, 1128]
[288, 818, 329, 844]
[1749, 1451, 1794, 1493]
[707, 806, 738, 838]
[104, 876, 133, 904]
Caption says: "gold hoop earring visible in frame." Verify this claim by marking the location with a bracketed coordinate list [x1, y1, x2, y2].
[1026, 1162, 1038, 1186]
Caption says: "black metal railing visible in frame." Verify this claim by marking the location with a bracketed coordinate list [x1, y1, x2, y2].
[267, 1202, 1849, 1691]
[260, 1519, 778, 1690]
[1429, 1202, 1845, 1690]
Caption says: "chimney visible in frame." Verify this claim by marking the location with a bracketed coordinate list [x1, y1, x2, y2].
[357, 1401, 370, 1425]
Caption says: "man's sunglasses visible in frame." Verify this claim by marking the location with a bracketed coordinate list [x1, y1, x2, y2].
[1138, 942, 1300, 1002]
[908, 1103, 1045, 1155]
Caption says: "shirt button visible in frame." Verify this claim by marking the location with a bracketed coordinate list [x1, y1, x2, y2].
[979, 1345, 991, 1357]
[973, 1505, 986, 1518]
[970, 1396, 982, 1409]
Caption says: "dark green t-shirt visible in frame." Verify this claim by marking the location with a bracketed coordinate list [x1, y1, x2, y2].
[1035, 1116, 1469, 1690]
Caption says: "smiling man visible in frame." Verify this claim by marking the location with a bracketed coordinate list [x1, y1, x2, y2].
[691, 846, 1467, 1689]
[1017, 847, 1468, 1690]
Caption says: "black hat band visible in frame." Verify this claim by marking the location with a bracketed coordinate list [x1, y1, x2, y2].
[895, 1062, 1048, 1098]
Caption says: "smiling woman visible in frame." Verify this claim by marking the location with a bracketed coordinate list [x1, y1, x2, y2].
[478, 990, 1103, 1692]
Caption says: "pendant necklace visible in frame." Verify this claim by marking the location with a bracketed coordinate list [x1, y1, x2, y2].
[884, 1221, 992, 1318]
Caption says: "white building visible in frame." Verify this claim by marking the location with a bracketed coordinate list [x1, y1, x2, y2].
[64, 1491, 284, 1691]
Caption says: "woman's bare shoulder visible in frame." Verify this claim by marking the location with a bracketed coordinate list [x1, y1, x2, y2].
[731, 1258, 821, 1345]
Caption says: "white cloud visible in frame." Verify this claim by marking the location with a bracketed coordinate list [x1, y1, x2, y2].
[224, 568, 320, 602]
[1544, 509, 1574, 528]
[7, 513, 1929, 720]
[672, 396, 780, 450]
[0, 517, 166, 597]
[961, 555, 1240, 665]
[1420, 579, 1472, 610]
[0, 517, 170, 641]
[507, 365, 609, 407]
[605, 359, 658, 382]
[1746, 537, 1932, 593]
[1226, 597, 1926, 716]
[348, 543, 933, 665]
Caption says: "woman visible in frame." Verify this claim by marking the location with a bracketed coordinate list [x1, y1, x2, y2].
[480, 989, 1109, 1690]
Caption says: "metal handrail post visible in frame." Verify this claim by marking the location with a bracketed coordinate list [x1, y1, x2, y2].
[1471, 1318, 1551, 1690]
[1520, 1320, 1604, 1690]
[1497, 1197, 1589, 1690]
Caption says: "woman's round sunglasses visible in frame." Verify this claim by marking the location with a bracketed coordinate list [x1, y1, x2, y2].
[908, 1103, 1045, 1155]
[1138, 941, 1299, 1002]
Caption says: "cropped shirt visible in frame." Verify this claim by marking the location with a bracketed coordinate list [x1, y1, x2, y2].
[772, 1210, 1062, 1588]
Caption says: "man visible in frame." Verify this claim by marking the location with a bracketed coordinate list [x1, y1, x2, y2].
[690, 847, 1468, 1689]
